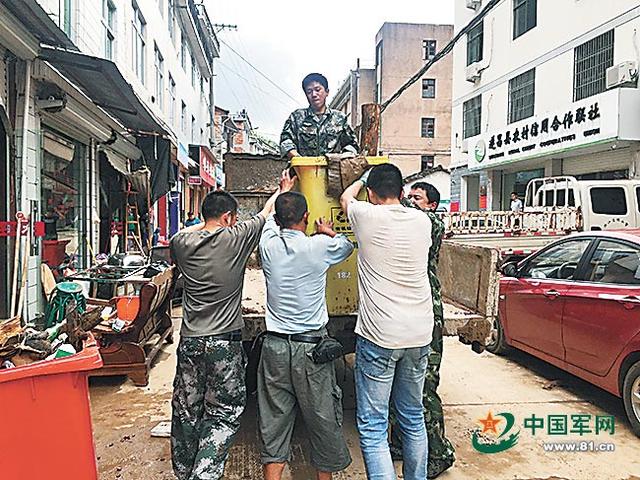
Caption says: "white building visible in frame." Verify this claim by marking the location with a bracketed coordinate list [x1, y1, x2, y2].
[39, 0, 217, 148]
[450, 0, 640, 212]
[0, 0, 219, 320]
[38, 0, 220, 239]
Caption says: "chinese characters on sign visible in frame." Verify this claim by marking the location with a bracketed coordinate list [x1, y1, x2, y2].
[470, 90, 621, 169]
[485, 103, 601, 163]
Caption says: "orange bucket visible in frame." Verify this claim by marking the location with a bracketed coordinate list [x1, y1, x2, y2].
[115, 295, 140, 320]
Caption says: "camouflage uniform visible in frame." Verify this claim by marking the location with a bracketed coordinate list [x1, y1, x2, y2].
[280, 107, 360, 157]
[390, 208, 455, 477]
[171, 336, 246, 480]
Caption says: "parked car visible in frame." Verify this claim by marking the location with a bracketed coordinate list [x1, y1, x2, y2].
[490, 230, 640, 436]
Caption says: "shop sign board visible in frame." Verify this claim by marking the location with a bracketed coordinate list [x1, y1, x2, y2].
[469, 89, 621, 171]
[199, 147, 217, 187]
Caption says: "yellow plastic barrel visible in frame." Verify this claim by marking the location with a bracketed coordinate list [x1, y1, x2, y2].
[292, 156, 388, 315]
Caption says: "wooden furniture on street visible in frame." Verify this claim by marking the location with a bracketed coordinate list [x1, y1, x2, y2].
[90, 266, 176, 386]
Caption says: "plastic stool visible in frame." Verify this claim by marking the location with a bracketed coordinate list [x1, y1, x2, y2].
[45, 281, 87, 328]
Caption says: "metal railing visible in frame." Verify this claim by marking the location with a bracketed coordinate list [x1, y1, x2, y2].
[441, 208, 583, 236]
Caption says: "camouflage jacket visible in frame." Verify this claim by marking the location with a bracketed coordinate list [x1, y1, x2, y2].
[280, 107, 360, 157]
[426, 211, 445, 320]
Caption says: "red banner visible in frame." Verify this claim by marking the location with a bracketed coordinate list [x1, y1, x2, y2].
[0, 221, 46, 237]
[199, 146, 217, 187]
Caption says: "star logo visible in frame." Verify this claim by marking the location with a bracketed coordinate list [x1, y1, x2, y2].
[479, 412, 502, 435]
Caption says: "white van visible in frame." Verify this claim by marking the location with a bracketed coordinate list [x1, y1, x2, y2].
[525, 176, 640, 231]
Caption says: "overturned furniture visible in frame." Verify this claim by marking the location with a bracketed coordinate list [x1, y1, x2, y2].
[91, 266, 176, 386]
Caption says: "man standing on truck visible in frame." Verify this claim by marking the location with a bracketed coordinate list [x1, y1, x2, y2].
[280, 73, 360, 159]
[169, 172, 295, 480]
[390, 182, 456, 478]
[257, 191, 354, 480]
[341, 164, 433, 480]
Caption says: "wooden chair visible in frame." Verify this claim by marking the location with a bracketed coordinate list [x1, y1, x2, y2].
[90, 266, 176, 386]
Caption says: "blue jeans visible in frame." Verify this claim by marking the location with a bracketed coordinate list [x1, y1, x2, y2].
[355, 335, 429, 480]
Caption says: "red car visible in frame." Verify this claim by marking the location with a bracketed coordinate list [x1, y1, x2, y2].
[491, 230, 640, 436]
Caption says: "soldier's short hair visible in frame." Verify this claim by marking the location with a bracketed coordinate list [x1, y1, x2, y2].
[367, 164, 403, 200]
[411, 182, 441, 208]
[201, 191, 238, 220]
[275, 192, 308, 228]
[302, 73, 329, 91]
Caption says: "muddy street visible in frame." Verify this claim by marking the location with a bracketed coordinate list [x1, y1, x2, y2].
[90, 271, 640, 480]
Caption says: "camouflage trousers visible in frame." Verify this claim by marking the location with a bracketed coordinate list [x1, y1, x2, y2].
[389, 318, 456, 474]
[171, 335, 247, 480]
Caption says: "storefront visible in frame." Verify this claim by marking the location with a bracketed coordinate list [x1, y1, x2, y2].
[40, 128, 90, 270]
[459, 88, 640, 211]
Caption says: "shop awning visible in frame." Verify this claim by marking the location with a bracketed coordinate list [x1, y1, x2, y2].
[102, 150, 129, 175]
[40, 46, 168, 135]
[0, 0, 77, 51]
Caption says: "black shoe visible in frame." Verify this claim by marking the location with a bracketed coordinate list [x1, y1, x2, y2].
[428, 457, 454, 479]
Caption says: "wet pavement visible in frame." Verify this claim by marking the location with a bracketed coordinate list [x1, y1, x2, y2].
[90, 270, 640, 479]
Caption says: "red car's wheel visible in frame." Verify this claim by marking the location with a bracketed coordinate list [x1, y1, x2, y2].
[486, 314, 511, 355]
[623, 361, 640, 437]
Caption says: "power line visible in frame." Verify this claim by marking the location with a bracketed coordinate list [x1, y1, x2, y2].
[219, 38, 300, 105]
[380, 0, 502, 114]
[218, 61, 295, 110]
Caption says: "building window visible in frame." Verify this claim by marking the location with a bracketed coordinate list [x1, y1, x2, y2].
[513, 0, 537, 39]
[154, 45, 164, 110]
[423, 39, 437, 60]
[191, 115, 196, 142]
[421, 118, 435, 138]
[463, 95, 482, 139]
[508, 68, 535, 123]
[181, 101, 186, 132]
[421, 155, 435, 171]
[168, 74, 176, 124]
[62, 0, 73, 37]
[103, 0, 116, 60]
[467, 20, 483, 65]
[191, 57, 197, 88]
[132, 2, 146, 83]
[375, 40, 383, 103]
[180, 30, 187, 70]
[574, 30, 614, 102]
[167, 0, 175, 41]
[422, 79, 436, 99]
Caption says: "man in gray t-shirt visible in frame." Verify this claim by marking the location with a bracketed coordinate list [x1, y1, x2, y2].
[170, 172, 294, 480]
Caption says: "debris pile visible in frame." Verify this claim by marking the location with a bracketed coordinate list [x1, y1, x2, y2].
[0, 305, 104, 369]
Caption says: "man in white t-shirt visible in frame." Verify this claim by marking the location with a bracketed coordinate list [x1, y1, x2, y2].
[510, 192, 523, 212]
[340, 164, 433, 480]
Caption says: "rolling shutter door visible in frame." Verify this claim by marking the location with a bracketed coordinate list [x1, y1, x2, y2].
[562, 148, 631, 176]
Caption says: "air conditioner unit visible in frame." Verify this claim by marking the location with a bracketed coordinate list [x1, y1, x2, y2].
[461, 138, 469, 153]
[606, 61, 638, 89]
[465, 63, 482, 83]
[466, 0, 481, 10]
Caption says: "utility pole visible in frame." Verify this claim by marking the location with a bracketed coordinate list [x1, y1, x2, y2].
[360, 103, 381, 156]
